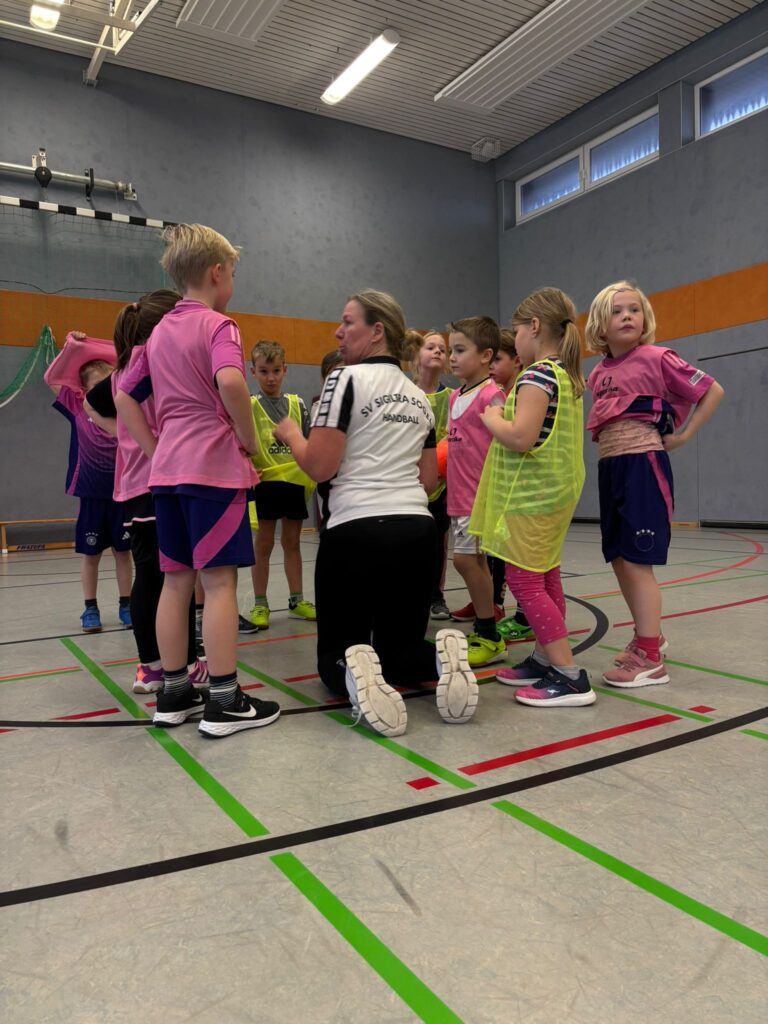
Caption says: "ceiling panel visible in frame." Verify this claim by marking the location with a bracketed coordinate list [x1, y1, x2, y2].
[0, 0, 760, 155]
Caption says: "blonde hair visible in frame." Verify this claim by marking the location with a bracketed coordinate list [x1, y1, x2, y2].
[348, 289, 407, 359]
[448, 316, 500, 357]
[585, 280, 656, 355]
[403, 329, 445, 386]
[511, 287, 584, 398]
[79, 359, 113, 388]
[251, 340, 285, 365]
[160, 223, 240, 291]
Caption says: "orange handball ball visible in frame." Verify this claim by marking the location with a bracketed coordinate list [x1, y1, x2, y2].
[436, 437, 448, 479]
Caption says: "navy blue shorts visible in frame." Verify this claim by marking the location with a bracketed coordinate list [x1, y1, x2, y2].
[152, 485, 255, 572]
[598, 451, 674, 565]
[76, 497, 131, 555]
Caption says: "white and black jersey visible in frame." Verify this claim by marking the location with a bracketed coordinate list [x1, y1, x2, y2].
[313, 356, 436, 530]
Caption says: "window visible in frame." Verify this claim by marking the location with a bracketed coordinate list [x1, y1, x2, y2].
[515, 108, 659, 224]
[696, 47, 768, 138]
[587, 111, 659, 184]
[518, 153, 581, 219]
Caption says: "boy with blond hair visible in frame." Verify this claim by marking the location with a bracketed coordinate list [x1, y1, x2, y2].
[117, 224, 280, 738]
[243, 339, 315, 629]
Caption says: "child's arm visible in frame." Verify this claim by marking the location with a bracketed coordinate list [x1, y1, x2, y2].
[272, 418, 346, 482]
[216, 367, 258, 455]
[480, 386, 549, 452]
[114, 392, 157, 459]
[663, 380, 724, 452]
[84, 398, 118, 437]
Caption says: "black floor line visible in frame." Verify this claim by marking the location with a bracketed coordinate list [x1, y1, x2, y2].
[1, 704, 765, 909]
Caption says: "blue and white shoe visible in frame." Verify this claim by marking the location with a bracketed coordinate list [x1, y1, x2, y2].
[118, 605, 132, 629]
[435, 629, 478, 724]
[80, 606, 102, 633]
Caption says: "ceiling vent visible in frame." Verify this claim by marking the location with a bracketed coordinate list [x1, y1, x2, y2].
[176, 0, 288, 47]
[471, 136, 502, 162]
[435, 0, 651, 112]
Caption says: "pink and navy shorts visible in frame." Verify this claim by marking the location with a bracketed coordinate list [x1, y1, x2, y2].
[152, 485, 255, 572]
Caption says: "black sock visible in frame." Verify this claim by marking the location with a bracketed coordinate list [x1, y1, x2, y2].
[163, 665, 191, 697]
[514, 609, 529, 628]
[119, 595, 130, 608]
[474, 616, 500, 642]
[209, 671, 239, 708]
[85, 598, 98, 609]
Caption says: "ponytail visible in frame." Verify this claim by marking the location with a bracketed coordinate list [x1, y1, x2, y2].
[511, 288, 584, 398]
[113, 288, 181, 370]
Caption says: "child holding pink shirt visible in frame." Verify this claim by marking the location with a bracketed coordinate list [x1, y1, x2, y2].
[117, 224, 280, 738]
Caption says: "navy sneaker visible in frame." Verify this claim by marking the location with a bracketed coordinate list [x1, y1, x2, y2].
[80, 606, 102, 633]
[238, 613, 259, 634]
[496, 655, 545, 686]
[514, 666, 596, 708]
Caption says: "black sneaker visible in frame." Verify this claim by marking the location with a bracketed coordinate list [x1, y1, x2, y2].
[198, 688, 281, 738]
[238, 614, 260, 634]
[153, 687, 206, 727]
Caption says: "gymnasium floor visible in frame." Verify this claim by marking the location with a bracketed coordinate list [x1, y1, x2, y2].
[0, 524, 766, 1024]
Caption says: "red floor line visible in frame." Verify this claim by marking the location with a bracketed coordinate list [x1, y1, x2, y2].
[614, 594, 767, 628]
[580, 532, 764, 599]
[284, 673, 320, 682]
[0, 666, 80, 681]
[238, 632, 317, 648]
[54, 707, 121, 721]
[459, 714, 679, 775]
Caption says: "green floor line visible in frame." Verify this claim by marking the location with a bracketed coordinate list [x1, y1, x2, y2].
[741, 728, 768, 741]
[63, 638, 269, 836]
[597, 645, 768, 687]
[272, 853, 465, 1024]
[493, 801, 768, 957]
[0, 666, 83, 685]
[592, 686, 714, 722]
[237, 661, 320, 706]
[239, 660, 476, 790]
[582, 570, 768, 599]
[324, 711, 477, 790]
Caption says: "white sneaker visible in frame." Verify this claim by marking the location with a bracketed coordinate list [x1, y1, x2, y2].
[344, 645, 407, 737]
[435, 629, 479, 724]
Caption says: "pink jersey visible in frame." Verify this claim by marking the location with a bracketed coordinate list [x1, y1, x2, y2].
[112, 351, 157, 502]
[446, 379, 504, 516]
[586, 345, 714, 441]
[119, 299, 258, 489]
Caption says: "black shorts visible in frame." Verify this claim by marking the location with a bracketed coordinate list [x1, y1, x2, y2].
[253, 481, 308, 522]
[76, 497, 131, 555]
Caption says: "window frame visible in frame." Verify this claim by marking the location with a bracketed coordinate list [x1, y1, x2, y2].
[694, 45, 768, 141]
[514, 107, 659, 225]
[584, 106, 660, 190]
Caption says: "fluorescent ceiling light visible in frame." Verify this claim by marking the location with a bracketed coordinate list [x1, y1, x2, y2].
[434, 0, 650, 112]
[29, 4, 60, 31]
[321, 29, 400, 105]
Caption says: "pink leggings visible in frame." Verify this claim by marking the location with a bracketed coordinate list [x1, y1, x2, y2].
[505, 564, 568, 646]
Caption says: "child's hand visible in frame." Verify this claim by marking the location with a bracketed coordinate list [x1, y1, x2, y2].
[480, 405, 504, 427]
[273, 416, 300, 448]
[71, 332, 86, 341]
[663, 432, 687, 452]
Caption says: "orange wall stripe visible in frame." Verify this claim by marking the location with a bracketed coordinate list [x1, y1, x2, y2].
[2, 261, 766, 362]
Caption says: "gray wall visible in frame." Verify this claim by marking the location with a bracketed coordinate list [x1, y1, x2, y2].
[497, 5, 768, 525]
[1, 37, 497, 523]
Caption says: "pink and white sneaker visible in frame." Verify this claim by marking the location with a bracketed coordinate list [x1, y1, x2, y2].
[188, 658, 209, 689]
[133, 663, 163, 694]
[603, 647, 670, 688]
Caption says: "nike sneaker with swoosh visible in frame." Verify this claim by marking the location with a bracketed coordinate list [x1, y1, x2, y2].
[198, 687, 280, 738]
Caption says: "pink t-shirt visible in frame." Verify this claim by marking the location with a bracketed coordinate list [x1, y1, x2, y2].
[112, 352, 157, 502]
[119, 299, 258, 489]
[446, 379, 504, 516]
[587, 345, 714, 440]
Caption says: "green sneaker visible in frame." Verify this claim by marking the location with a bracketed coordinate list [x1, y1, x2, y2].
[497, 616, 534, 642]
[466, 633, 507, 668]
[250, 604, 270, 629]
[289, 599, 317, 621]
